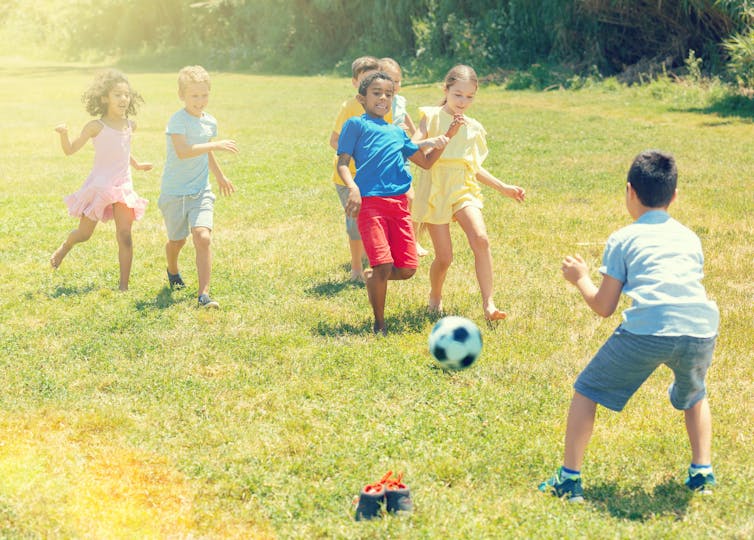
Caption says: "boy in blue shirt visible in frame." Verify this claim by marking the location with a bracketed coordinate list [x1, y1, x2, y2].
[159, 66, 238, 308]
[540, 150, 719, 501]
[337, 72, 458, 334]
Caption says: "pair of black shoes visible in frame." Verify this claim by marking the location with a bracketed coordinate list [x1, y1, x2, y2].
[354, 471, 413, 521]
[167, 270, 219, 308]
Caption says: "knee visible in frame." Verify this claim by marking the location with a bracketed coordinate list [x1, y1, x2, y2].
[398, 268, 416, 280]
[192, 229, 212, 249]
[116, 230, 133, 249]
[167, 238, 186, 250]
[76, 228, 94, 242]
[434, 252, 453, 270]
[469, 232, 490, 253]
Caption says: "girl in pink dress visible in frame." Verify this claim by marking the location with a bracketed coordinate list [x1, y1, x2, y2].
[51, 69, 152, 291]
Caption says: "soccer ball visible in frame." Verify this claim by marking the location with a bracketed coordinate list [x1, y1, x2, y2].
[428, 316, 483, 370]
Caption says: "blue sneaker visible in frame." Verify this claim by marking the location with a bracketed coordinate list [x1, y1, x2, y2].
[685, 468, 715, 495]
[167, 269, 185, 290]
[198, 293, 219, 309]
[539, 467, 584, 502]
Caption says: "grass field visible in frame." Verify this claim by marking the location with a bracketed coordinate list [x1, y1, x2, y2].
[0, 59, 752, 538]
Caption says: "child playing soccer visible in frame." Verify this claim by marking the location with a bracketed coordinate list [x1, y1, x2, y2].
[539, 150, 720, 501]
[411, 65, 526, 320]
[336, 72, 456, 334]
[329, 56, 392, 282]
[379, 57, 430, 257]
[158, 65, 238, 308]
[51, 69, 152, 292]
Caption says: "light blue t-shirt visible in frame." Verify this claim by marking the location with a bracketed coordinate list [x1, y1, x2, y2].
[337, 114, 419, 197]
[392, 94, 408, 126]
[600, 210, 719, 337]
[161, 109, 217, 196]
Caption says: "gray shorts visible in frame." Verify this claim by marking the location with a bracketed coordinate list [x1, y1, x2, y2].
[158, 189, 215, 241]
[574, 328, 715, 412]
[335, 184, 361, 241]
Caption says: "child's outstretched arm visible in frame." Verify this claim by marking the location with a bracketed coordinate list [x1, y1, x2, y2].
[475, 167, 526, 202]
[336, 153, 361, 217]
[562, 254, 622, 317]
[408, 136, 450, 169]
[54, 121, 101, 156]
[129, 155, 153, 171]
[208, 151, 235, 196]
[170, 134, 238, 160]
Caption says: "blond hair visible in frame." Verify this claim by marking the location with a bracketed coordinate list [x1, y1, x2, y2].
[351, 56, 380, 78]
[177, 65, 211, 92]
[379, 57, 401, 75]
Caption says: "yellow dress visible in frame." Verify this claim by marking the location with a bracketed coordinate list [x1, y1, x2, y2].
[411, 106, 488, 224]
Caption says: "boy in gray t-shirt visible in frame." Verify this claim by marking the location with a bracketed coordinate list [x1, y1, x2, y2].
[539, 150, 719, 501]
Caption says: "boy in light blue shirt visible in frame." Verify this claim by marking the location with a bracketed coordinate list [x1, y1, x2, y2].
[158, 65, 238, 308]
[539, 150, 719, 501]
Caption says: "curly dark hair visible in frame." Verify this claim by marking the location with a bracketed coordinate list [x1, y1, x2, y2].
[81, 69, 143, 117]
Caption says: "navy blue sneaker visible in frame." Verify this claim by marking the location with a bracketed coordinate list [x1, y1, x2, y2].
[685, 468, 716, 495]
[167, 270, 185, 290]
[198, 293, 219, 309]
[539, 467, 584, 502]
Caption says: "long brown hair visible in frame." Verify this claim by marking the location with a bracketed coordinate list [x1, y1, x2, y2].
[440, 65, 478, 105]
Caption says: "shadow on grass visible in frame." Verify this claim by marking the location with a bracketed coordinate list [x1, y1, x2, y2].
[678, 93, 754, 122]
[313, 306, 438, 336]
[305, 277, 364, 296]
[46, 283, 97, 298]
[586, 479, 693, 521]
[134, 287, 182, 310]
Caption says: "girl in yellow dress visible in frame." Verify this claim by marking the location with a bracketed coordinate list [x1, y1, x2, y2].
[412, 65, 526, 320]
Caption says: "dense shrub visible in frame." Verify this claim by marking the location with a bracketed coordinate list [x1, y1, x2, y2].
[2, 0, 753, 85]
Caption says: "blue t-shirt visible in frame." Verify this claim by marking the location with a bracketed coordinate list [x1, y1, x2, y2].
[337, 114, 419, 197]
[600, 210, 719, 337]
[161, 109, 217, 196]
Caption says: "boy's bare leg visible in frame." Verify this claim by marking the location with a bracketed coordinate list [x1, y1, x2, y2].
[684, 397, 712, 465]
[349, 239, 366, 281]
[366, 264, 416, 334]
[51, 216, 97, 268]
[455, 206, 506, 320]
[112, 203, 134, 291]
[563, 392, 597, 471]
[192, 226, 212, 297]
[166, 238, 187, 275]
[366, 264, 390, 333]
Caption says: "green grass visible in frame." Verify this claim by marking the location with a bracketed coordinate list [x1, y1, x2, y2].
[0, 59, 752, 538]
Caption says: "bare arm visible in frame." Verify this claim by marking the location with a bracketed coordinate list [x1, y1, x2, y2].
[129, 155, 154, 171]
[475, 167, 526, 202]
[329, 130, 340, 151]
[208, 150, 235, 196]
[336, 153, 361, 217]
[401, 112, 417, 137]
[170, 133, 238, 160]
[562, 254, 623, 317]
[54, 120, 101, 156]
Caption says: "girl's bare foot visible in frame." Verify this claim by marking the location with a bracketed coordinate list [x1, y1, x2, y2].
[428, 295, 443, 315]
[373, 322, 387, 335]
[349, 270, 365, 283]
[484, 306, 507, 321]
[416, 242, 429, 257]
[50, 243, 71, 269]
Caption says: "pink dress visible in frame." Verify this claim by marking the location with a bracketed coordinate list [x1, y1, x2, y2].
[64, 120, 148, 222]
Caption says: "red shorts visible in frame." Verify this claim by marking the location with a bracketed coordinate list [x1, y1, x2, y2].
[357, 195, 418, 269]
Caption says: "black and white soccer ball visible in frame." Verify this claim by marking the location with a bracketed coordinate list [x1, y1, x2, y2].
[428, 316, 483, 370]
